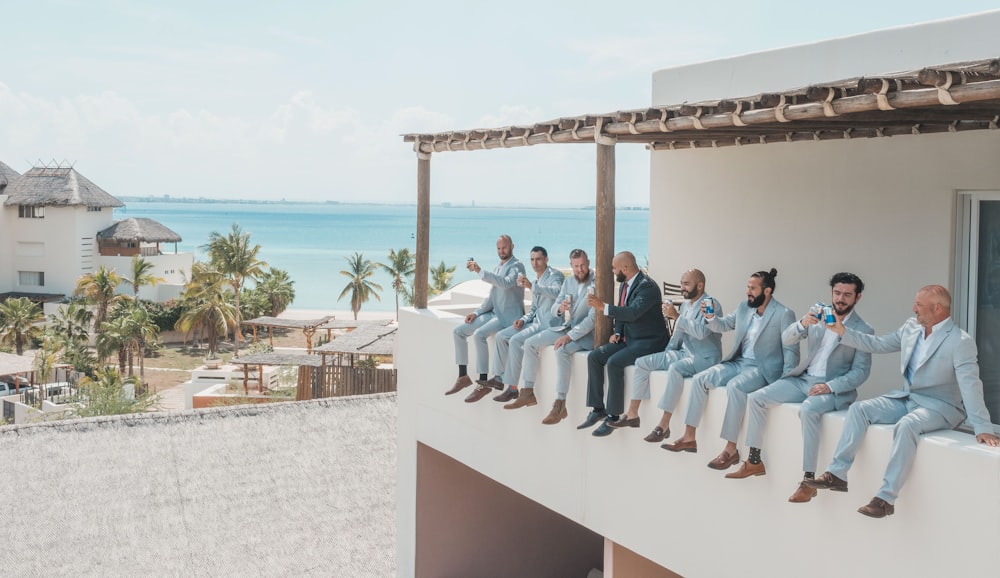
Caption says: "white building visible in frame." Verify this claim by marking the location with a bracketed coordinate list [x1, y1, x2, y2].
[396, 10, 1000, 578]
[0, 164, 192, 304]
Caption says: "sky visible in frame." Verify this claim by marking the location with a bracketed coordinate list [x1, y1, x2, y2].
[1, 0, 998, 206]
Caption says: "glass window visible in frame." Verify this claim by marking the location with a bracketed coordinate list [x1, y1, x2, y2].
[18, 271, 44, 286]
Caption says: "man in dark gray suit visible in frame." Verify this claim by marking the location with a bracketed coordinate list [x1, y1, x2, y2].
[725, 273, 873, 506]
[578, 251, 670, 436]
[806, 285, 999, 518]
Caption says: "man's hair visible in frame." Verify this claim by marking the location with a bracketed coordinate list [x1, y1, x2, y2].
[530, 246, 548, 257]
[569, 249, 588, 260]
[751, 268, 778, 292]
[686, 268, 706, 286]
[830, 272, 864, 294]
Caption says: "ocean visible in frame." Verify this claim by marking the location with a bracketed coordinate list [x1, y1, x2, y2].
[114, 202, 649, 311]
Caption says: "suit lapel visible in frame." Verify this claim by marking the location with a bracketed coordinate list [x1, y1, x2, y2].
[917, 320, 954, 371]
[900, 322, 920, 376]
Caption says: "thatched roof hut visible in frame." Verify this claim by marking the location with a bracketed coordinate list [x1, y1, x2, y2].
[0, 160, 19, 193]
[97, 217, 182, 243]
[2, 166, 123, 208]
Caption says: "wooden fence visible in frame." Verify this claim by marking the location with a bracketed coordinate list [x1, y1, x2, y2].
[296, 365, 397, 401]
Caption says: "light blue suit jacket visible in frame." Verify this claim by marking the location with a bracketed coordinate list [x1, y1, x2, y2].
[549, 270, 596, 342]
[520, 266, 564, 328]
[782, 311, 874, 403]
[474, 257, 526, 327]
[668, 297, 724, 373]
[706, 297, 799, 384]
[840, 317, 994, 435]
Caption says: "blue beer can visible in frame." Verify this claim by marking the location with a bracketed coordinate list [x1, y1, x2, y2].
[823, 306, 835, 325]
[703, 296, 714, 315]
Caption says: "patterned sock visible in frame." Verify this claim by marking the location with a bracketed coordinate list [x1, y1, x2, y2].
[803, 472, 815, 480]
[458, 365, 467, 377]
[748, 447, 762, 465]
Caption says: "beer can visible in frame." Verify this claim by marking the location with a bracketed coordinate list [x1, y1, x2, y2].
[563, 294, 573, 324]
[703, 296, 714, 315]
[810, 301, 825, 319]
[822, 306, 835, 325]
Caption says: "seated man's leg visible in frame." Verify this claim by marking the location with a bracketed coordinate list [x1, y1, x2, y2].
[555, 335, 594, 400]
[825, 396, 908, 482]
[877, 404, 953, 505]
[798, 387, 844, 475]
[632, 350, 684, 403]
[745, 377, 808, 455]
[453, 313, 492, 366]
[684, 362, 740, 429]
[521, 329, 559, 390]
[719, 363, 766, 444]
[504, 324, 542, 387]
[605, 345, 654, 417]
[586, 342, 625, 412]
[472, 316, 506, 377]
[492, 324, 520, 382]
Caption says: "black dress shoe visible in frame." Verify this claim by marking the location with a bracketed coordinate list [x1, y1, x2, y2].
[576, 409, 607, 430]
[592, 416, 619, 437]
[802, 471, 848, 492]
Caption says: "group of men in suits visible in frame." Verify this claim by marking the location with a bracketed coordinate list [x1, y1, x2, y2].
[445, 238, 999, 518]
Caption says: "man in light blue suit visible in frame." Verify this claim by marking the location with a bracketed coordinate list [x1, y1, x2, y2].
[725, 273, 873, 505]
[663, 268, 798, 471]
[466, 246, 563, 403]
[445, 235, 526, 396]
[506, 249, 596, 423]
[807, 285, 999, 518]
[613, 269, 723, 443]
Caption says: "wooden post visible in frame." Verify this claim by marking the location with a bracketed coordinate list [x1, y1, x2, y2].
[595, 140, 616, 345]
[414, 150, 431, 308]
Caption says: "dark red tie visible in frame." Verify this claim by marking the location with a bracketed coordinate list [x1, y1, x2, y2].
[619, 284, 627, 307]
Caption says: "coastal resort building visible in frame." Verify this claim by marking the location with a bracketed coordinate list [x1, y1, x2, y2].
[0, 164, 192, 305]
[396, 10, 1000, 578]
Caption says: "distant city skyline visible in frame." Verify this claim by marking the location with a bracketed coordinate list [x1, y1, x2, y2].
[2, 1, 997, 206]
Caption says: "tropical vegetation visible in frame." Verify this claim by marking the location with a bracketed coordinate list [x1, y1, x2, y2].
[338, 252, 382, 320]
[0, 297, 44, 355]
[203, 223, 268, 357]
[380, 248, 414, 319]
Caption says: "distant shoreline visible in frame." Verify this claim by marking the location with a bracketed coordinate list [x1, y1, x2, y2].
[116, 197, 649, 211]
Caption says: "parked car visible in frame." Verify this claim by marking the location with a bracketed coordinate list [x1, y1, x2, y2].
[0, 379, 30, 397]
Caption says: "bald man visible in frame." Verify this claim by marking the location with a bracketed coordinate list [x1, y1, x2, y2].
[806, 285, 1000, 518]
[579, 251, 670, 436]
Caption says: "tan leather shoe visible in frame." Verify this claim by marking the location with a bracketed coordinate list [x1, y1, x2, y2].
[707, 450, 740, 470]
[858, 497, 894, 518]
[725, 460, 766, 478]
[464, 385, 492, 403]
[445, 375, 473, 395]
[504, 388, 537, 409]
[541, 400, 568, 424]
[493, 386, 518, 402]
[788, 482, 818, 503]
[476, 376, 504, 390]
[661, 439, 697, 453]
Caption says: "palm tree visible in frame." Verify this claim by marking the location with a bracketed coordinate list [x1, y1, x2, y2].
[74, 266, 129, 332]
[379, 248, 415, 319]
[204, 223, 268, 357]
[338, 252, 382, 320]
[72, 367, 157, 417]
[96, 314, 131, 374]
[0, 297, 44, 355]
[257, 268, 296, 317]
[121, 302, 160, 384]
[123, 255, 165, 298]
[48, 300, 93, 348]
[430, 260, 457, 296]
[176, 262, 239, 359]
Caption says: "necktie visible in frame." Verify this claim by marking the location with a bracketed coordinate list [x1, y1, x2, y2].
[619, 283, 627, 307]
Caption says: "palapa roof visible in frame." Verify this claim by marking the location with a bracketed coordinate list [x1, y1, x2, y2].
[0, 351, 35, 376]
[0, 160, 19, 190]
[315, 322, 397, 356]
[243, 315, 335, 330]
[0, 395, 397, 575]
[97, 217, 182, 243]
[2, 166, 124, 208]
[230, 352, 324, 367]
[404, 58, 1000, 153]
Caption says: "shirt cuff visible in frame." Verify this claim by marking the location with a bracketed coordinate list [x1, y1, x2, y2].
[603, 304, 609, 315]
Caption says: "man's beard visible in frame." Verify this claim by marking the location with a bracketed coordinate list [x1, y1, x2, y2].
[747, 293, 766, 308]
[615, 271, 626, 283]
[575, 270, 590, 282]
[833, 302, 854, 316]
[681, 288, 694, 299]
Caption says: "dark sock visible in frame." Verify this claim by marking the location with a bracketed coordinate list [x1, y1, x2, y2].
[608, 414, 619, 422]
[748, 447, 762, 465]
[479, 373, 488, 382]
[458, 365, 467, 377]
[803, 472, 815, 480]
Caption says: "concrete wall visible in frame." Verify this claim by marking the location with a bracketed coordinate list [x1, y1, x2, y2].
[100, 252, 194, 296]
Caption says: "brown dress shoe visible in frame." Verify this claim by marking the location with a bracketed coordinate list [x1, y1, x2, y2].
[476, 377, 504, 390]
[802, 471, 848, 492]
[788, 482, 818, 503]
[707, 450, 740, 470]
[643, 427, 669, 443]
[725, 460, 766, 479]
[858, 497, 894, 518]
[464, 385, 493, 403]
[493, 386, 518, 402]
[504, 388, 537, 409]
[445, 375, 473, 395]
[661, 439, 697, 453]
[609, 416, 640, 428]
[541, 400, 568, 424]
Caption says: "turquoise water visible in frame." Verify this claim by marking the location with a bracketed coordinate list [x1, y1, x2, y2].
[114, 202, 649, 311]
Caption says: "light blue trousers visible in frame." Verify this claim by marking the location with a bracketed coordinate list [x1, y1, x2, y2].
[746, 375, 853, 473]
[493, 322, 546, 384]
[827, 396, 953, 504]
[628, 350, 699, 416]
[453, 313, 505, 374]
[521, 329, 595, 400]
[685, 357, 766, 443]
